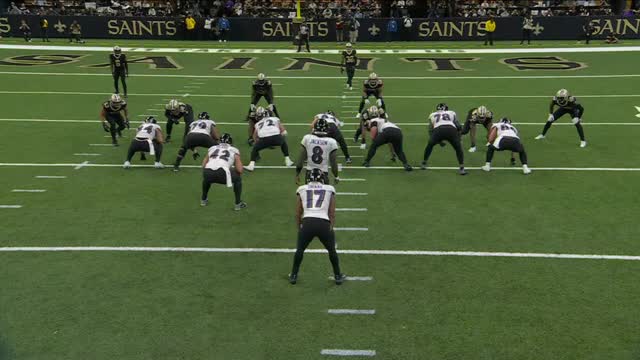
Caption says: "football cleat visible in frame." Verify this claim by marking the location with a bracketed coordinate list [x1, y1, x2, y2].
[112, 139, 119, 147]
[245, 162, 255, 171]
[390, 155, 396, 162]
[165, 135, 172, 143]
[580, 141, 587, 148]
[349, 86, 353, 90]
[200, 199, 208, 206]
[510, 158, 516, 166]
[123, 161, 131, 169]
[481, 163, 491, 172]
[360, 143, 366, 150]
[535, 134, 545, 140]
[468, 146, 477, 153]
[362, 161, 370, 168]
[345, 157, 353, 164]
[404, 164, 413, 172]
[285, 157, 294, 167]
[288, 273, 298, 285]
[420, 161, 427, 170]
[234, 202, 248, 211]
[523, 165, 532, 175]
[154, 162, 164, 169]
[459, 168, 468, 176]
[335, 273, 347, 285]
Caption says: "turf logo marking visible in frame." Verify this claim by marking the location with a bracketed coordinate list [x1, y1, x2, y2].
[635, 106, 640, 118]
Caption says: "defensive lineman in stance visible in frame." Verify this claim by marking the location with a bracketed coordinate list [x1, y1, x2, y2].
[173, 112, 220, 171]
[110, 46, 128, 98]
[201, 133, 247, 210]
[363, 116, 412, 171]
[461, 105, 493, 153]
[100, 94, 129, 146]
[296, 118, 340, 185]
[535, 89, 587, 147]
[357, 73, 385, 116]
[422, 103, 467, 175]
[340, 42, 357, 90]
[482, 118, 531, 175]
[311, 111, 351, 164]
[164, 99, 194, 143]
[245, 107, 294, 171]
[250, 73, 280, 118]
[123, 116, 164, 169]
[289, 168, 346, 285]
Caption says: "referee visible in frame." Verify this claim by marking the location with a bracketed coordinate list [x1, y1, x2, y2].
[297, 22, 310, 53]
[110, 46, 129, 98]
[289, 168, 346, 285]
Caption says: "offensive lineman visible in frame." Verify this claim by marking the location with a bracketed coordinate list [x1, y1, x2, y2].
[535, 89, 587, 147]
[340, 42, 357, 90]
[296, 118, 340, 185]
[289, 168, 346, 285]
[250, 73, 280, 118]
[123, 116, 164, 169]
[482, 117, 531, 175]
[357, 73, 385, 117]
[164, 99, 194, 143]
[245, 107, 294, 171]
[363, 116, 412, 171]
[422, 103, 467, 175]
[110, 46, 128, 98]
[173, 112, 220, 171]
[311, 111, 351, 164]
[100, 94, 129, 146]
[201, 133, 247, 211]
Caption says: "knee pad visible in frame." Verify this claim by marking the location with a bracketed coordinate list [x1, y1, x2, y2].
[572, 117, 581, 125]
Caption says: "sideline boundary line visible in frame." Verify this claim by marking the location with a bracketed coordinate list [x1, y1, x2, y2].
[1, 246, 639, 261]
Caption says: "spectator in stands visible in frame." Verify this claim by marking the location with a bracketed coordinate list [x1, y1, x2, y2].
[386, 17, 398, 42]
[224, 0, 234, 16]
[218, 14, 230, 42]
[335, 15, 345, 43]
[484, 15, 496, 46]
[322, 6, 332, 18]
[185, 13, 196, 40]
[7, 2, 20, 14]
[148, 7, 156, 16]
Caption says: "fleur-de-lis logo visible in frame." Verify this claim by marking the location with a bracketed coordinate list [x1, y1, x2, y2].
[54, 20, 67, 33]
[532, 23, 545, 35]
[368, 24, 380, 36]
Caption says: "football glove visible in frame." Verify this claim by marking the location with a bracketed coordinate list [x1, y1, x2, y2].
[102, 121, 110, 132]
[364, 99, 370, 105]
[125, 119, 130, 129]
[376, 99, 382, 107]
[282, 130, 288, 136]
[547, 114, 554, 122]
[192, 151, 200, 161]
[172, 118, 180, 125]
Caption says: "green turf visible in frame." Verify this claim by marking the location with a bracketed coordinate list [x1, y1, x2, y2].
[0, 41, 639, 359]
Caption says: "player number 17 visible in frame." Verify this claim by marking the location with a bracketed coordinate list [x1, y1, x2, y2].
[305, 189, 326, 208]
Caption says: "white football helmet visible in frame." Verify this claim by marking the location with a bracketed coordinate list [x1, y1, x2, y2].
[167, 99, 180, 111]
[477, 105, 488, 118]
[110, 93, 122, 103]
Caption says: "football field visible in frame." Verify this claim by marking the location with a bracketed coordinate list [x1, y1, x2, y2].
[0, 40, 639, 359]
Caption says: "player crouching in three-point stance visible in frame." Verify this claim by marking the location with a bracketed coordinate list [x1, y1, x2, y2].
[482, 118, 531, 175]
[173, 112, 220, 171]
[123, 116, 164, 169]
[201, 133, 247, 211]
[357, 73, 385, 117]
[311, 111, 351, 164]
[245, 107, 294, 171]
[296, 117, 340, 185]
[164, 99, 194, 143]
[535, 89, 587, 148]
[363, 116, 412, 171]
[422, 103, 467, 175]
[289, 168, 346, 285]
[461, 105, 493, 153]
[101, 94, 129, 147]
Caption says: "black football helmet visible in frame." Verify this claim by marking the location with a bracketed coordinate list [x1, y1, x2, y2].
[314, 117, 329, 135]
[308, 168, 325, 184]
[500, 117, 512, 124]
[199, 112, 210, 120]
[436, 103, 448, 111]
[145, 116, 157, 124]
[220, 133, 233, 144]
[326, 110, 335, 117]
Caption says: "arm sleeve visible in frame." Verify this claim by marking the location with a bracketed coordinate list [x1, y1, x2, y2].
[295, 146, 307, 175]
[329, 150, 339, 178]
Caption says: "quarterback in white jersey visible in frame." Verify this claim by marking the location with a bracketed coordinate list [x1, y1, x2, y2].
[201, 133, 247, 210]
[245, 107, 293, 171]
[310, 111, 352, 163]
[482, 118, 531, 175]
[123, 116, 164, 169]
[289, 168, 345, 285]
[173, 111, 220, 171]
[296, 118, 340, 184]
[422, 103, 467, 175]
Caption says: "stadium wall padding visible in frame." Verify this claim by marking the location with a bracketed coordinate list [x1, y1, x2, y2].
[1, 15, 639, 41]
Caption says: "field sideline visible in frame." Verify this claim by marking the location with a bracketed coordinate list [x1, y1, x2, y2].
[1, 40, 639, 360]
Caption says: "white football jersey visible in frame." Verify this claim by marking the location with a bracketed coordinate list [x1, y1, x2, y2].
[301, 134, 339, 172]
[297, 182, 336, 221]
[315, 113, 342, 127]
[429, 110, 458, 129]
[256, 116, 281, 138]
[492, 122, 519, 147]
[205, 143, 240, 171]
[189, 119, 216, 135]
[379, 120, 400, 132]
[135, 123, 162, 140]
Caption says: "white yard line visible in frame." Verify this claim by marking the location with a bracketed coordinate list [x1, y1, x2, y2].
[11, 189, 46, 193]
[321, 349, 376, 357]
[137, 114, 157, 117]
[34, 175, 66, 178]
[1, 246, 640, 261]
[73, 153, 101, 156]
[334, 227, 369, 231]
[337, 192, 368, 196]
[88, 144, 114, 146]
[340, 178, 367, 181]
[336, 208, 368, 212]
[0, 205, 22, 209]
[146, 108, 158, 111]
[328, 309, 376, 315]
[74, 161, 90, 170]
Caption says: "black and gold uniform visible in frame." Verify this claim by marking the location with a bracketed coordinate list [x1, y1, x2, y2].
[536, 89, 586, 147]
[69, 21, 84, 43]
[250, 74, 280, 117]
[340, 44, 357, 90]
[461, 106, 494, 150]
[19, 22, 31, 42]
[164, 100, 194, 142]
[110, 47, 128, 97]
[100, 95, 129, 146]
[358, 73, 385, 114]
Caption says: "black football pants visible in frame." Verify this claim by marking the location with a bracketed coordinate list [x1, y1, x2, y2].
[291, 217, 341, 276]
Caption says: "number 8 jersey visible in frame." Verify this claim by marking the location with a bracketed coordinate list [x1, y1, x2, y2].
[205, 143, 240, 170]
[297, 183, 336, 221]
[301, 134, 338, 173]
